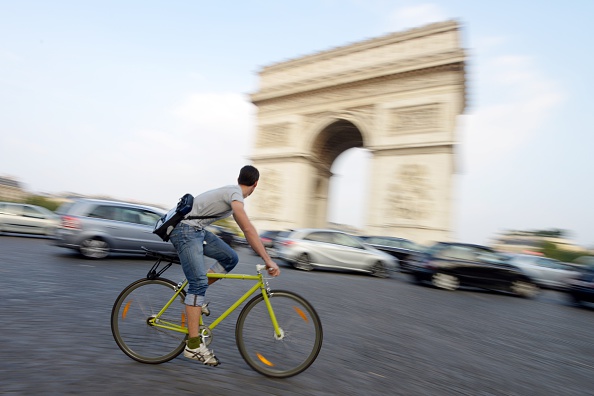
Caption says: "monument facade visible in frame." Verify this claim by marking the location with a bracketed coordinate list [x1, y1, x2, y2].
[249, 21, 467, 243]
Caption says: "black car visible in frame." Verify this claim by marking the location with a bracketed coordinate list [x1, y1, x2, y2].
[361, 236, 425, 273]
[206, 225, 236, 247]
[566, 264, 594, 306]
[409, 242, 540, 298]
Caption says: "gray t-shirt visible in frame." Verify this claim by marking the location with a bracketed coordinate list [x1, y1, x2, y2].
[181, 185, 244, 229]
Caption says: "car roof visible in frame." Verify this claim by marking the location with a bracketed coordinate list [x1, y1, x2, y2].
[68, 198, 166, 212]
[362, 235, 412, 241]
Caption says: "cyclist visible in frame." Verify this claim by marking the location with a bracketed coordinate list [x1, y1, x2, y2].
[168, 165, 280, 366]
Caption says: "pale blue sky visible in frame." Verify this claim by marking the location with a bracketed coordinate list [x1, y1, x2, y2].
[1, 1, 593, 247]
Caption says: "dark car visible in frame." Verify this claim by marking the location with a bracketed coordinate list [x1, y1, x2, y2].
[360, 235, 425, 273]
[409, 242, 540, 298]
[206, 225, 236, 247]
[566, 264, 594, 306]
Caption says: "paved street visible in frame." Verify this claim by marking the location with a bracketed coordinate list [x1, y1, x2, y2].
[2, 235, 594, 395]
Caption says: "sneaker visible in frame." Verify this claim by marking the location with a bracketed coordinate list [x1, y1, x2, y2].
[201, 302, 210, 317]
[184, 343, 220, 366]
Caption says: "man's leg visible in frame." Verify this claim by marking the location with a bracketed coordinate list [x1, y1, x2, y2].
[203, 230, 239, 277]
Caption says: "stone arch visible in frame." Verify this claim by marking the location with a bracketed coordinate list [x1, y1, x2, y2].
[249, 21, 466, 243]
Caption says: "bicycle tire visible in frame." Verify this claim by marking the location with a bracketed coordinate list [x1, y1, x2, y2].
[111, 278, 187, 364]
[235, 290, 323, 378]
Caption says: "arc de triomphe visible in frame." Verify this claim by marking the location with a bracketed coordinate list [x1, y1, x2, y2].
[248, 21, 467, 244]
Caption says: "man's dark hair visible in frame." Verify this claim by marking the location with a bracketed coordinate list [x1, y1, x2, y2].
[238, 165, 259, 186]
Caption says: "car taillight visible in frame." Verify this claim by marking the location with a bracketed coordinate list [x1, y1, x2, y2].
[61, 215, 81, 229]
[261, 237, 272, 243]
[281, 240, 295, 247]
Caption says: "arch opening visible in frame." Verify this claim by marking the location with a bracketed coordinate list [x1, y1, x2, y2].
[310, 119, 370, 231]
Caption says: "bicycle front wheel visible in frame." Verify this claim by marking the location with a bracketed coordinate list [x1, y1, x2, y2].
[111, 278, 187, 364]
[236, 290, 323, 378]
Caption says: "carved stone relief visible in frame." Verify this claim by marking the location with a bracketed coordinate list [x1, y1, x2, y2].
[390, 103, 440, 135]
[386, 164, 432, 221]
[255, 123, 290, 148]
[256, 168, 282, 217]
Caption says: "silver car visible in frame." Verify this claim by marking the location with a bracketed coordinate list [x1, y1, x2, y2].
[506, 254, 580, 290]
[0, 202, 59, 236]
[277, 228, 397, 278]
[53, 198, 176, 259]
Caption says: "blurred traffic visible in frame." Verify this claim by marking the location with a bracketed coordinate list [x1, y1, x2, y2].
[2, 196, 594, 310]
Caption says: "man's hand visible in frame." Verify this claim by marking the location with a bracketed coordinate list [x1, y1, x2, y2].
[265, 260, 280, 277]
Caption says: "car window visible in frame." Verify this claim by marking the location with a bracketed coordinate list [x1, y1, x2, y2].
[332, 233, 364, 249]
[437, 246, 476, 261]
[2, 204, 21, 215]
[137, 209, 161, 226]
[304, 232, 334, 244]
[87, 205, 118, 221]
[23, 206, 46, 218]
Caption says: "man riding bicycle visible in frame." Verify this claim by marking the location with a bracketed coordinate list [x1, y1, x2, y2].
[168, 165, 280, 366]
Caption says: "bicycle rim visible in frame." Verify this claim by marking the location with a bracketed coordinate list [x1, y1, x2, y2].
[235, 290, 323, 378]
[111, 278, 187, 364]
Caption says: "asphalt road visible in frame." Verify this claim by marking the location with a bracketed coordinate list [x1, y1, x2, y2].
[1, 235, 594, 396]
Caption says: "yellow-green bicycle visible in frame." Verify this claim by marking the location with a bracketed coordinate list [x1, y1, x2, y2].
[111, 249, 323, 378]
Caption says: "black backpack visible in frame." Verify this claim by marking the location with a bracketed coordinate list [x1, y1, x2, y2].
[153, 194, 218, 242]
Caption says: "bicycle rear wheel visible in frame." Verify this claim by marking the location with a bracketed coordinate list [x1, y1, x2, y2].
[235, 290, 323, 378]
[111, 278, 187, 364]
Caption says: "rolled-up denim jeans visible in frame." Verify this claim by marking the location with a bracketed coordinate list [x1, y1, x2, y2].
[169, 223, 238, 306]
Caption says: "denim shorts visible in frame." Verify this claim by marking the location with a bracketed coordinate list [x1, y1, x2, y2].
[169, 223, 238, 306]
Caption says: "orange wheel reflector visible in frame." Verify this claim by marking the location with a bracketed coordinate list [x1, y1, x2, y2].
[293, 306, 308, 323]
[181, 313, 186, 328]
[256, 353, 274, 367]
[122, 301, 132, 320]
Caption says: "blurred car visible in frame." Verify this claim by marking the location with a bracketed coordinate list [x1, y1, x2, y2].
[505, 254, 579, 290]
[206, 225, 236, 247]
[409, 242, 540, 298]
[0, 202, 59, 236]
[252, 230, 291, 257]
[360, 235, 425, 273]
[53, 198, 176, 259]
[277, 228, 397, 278]
[566, 264, 594, 306]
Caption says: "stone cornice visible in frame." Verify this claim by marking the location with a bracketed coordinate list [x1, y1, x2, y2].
[257, 20, 461, 73]
[251, 50, 465, 104]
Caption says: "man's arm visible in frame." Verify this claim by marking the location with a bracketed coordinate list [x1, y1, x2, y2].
[231, 200, 280, 276]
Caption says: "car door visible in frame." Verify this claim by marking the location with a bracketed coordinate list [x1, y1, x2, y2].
[111, 207, 168, 252]
[20, 205, 54, 235]
[536, 258, 577, 288]
[323, 232, 372, 270]
[0, 203, 23, 233]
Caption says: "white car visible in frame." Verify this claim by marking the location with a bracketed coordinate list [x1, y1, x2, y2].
[506, 254, 579, 290]
[0, 202, 60, 236]
[277, 228, 398, 278]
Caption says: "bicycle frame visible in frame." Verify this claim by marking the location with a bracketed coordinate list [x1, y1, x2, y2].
[147, 266, 281, 338]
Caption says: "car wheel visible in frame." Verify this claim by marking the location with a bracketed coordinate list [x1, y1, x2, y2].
[80, 238, 110, 259]
[432, 273, 459, 291]
[510, 280, 539, 298]
[370, 261, 390, 278]
[294, 253, 314, 271]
